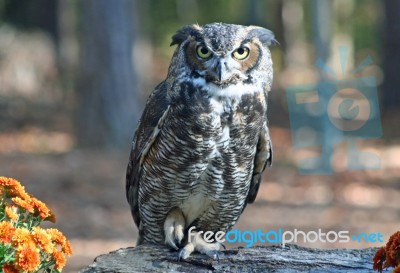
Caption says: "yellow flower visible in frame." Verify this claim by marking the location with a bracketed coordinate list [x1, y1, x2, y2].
[0, 221, 15, 243]
[15, 242, 41, 272]
[32, 227, 54, 254]
[52, 250, 67, 271]
[5, 206, 19, 221]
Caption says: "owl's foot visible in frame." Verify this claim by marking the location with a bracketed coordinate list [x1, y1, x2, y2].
[177, 231, 221, 261]
[164, 207, 185, 250]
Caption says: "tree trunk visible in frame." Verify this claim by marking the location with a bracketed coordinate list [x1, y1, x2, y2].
[77, 0, 141, 148]
[382, 0, 400, 113]
[79, 243, 378, 273]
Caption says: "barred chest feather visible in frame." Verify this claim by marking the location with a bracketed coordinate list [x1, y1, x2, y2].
[176, 80, 267, 228]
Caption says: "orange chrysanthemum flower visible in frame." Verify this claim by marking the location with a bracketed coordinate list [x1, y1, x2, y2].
[52, 250, 67, 270]
[374, 231, 400, 273]
[0, 221, 15, 243]
[12, 196, 34, 214]
[384, 231, 400, 269]
[1, 177, 71, 271]
[5, 206, 19, 221]
[47, 212, 57, 223]
[15, 243, 41, 272]
[0, 177, 30, 200]
[47, 228, 73, 256]
[373, 246, 386, 273]
[32, 227, 54, 254]
[11, 227, 35, 247]
[64, 239, 73, 256]
[2, 264, 19, 273]
[30, 196, 54, 221]
[0, 176, 19, 187]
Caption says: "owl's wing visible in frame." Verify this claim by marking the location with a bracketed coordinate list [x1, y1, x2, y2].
[126, 81, 170, 227]
[246, 125, 272, 203]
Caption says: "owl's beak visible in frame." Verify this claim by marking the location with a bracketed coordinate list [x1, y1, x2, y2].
[210, 60, 231, 83]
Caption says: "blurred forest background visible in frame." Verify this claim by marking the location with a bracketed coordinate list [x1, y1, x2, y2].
[0, 0, 399, 272]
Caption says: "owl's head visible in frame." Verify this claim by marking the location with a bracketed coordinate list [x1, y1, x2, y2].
[168, 23, 275, 92]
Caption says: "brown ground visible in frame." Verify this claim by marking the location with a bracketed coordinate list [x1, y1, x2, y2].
[0, 127, 399, 273]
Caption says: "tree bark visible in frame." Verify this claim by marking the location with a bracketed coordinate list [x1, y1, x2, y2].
[79, 243, 377, 273]
[382, 0, 400, 113]
[77, 0, 141, 148]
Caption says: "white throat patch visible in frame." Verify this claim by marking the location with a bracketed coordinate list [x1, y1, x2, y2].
[191, 77, 262, 98]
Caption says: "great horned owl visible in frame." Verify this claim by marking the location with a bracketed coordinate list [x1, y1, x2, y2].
[126, 23, 274, 259]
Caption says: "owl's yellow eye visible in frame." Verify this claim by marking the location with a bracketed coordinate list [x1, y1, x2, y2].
[196, 45, 212, 59]
[232, 47, 250, 60]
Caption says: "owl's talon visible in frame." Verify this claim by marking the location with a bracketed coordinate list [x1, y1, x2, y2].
[166, 238, 179, 250]
[177, 243, 194, 261]
[177, 249, 185, 262]
[174, 224, 184, 246]
[164, 208, 186, 250]
[178, 230, 222, 260]
[175, 237, 183, 249]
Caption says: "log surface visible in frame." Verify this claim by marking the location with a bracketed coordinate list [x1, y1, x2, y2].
[79, 243, 377, 273]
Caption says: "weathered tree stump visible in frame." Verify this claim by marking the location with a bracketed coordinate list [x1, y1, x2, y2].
[79, 243, 377, 273]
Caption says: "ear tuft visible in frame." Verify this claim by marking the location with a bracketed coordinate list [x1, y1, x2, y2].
[170, 24, 202, 46]
[247, 26, 277, 46]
